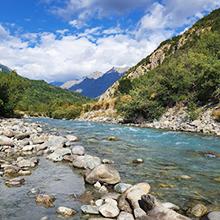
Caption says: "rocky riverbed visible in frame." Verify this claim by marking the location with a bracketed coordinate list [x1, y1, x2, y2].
[0, 118, 219, 220]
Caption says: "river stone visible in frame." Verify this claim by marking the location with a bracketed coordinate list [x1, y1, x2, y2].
[99, 202, 120, 218]
[71, 145, 85, 155]
[15, 133, 30, 140]
[4, 165, 20, 176]
[32, 135, 47, 145]
[2, 129, 15, 138]
[134, 207, 147, 219]
[190, 204, 208, 217]
[72, 155, 101, 169]
[22, 145, 35, 151]
[66, 135, 78, 142]
[81, 205, 99, 214]
[95, 199, 104, 207]
[117, 211, 134, 220]
[17, 157, 39, 168]
[18, 170, 32, 176]
[126, 183, 151, 209]
[86, 164, 121, 185]
[56, 206, 76, 217]
[0, 135, 14, 146]
[47, 148, 71, 162]
[36, 143, 48, 151]
[114, 183, 132, 193]
[35, 194, 56, 208]
[46, 135, 67, 151]
[206, 211, 220, 220]
[94, 181, 102, 189]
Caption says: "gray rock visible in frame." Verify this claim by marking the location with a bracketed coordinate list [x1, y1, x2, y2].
[86, 164, 121, 185]
[134, 207, 147, 219]
[22, 145, 35, 151]
[45, 135, 67, 151]
[81, 205, 99, 214]
[71, 145, 85, 155]
[72, 155, 101, 169]
[47, 148, 71, 162]
[114, 183, 132, 193]
[117, 211, 134, 220]
[0, 135, 14, 146]
[99, 202, 120, 218]
[207, 211, 220, 220]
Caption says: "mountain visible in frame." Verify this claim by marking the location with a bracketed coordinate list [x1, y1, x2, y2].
[0, 70, 89, 119]
[0, 64, 12, 73]
[49, 81, 64, 87]
[81, 8, 220, 124]
[61, 79, 82, 89]
[69, 67, 128, 98]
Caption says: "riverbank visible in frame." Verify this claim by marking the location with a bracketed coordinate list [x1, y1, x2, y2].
[0, 118, 219, 220]
[80, 105, 220, 137]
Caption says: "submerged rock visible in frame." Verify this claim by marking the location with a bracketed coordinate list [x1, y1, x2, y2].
[66, 135, 79, 142]
[35, 194, 56, 208]
[86, 164, 121, 185]
[132, 158, 144, 164]
[5, 177, 25, 187]
[190, 203, 208, 217]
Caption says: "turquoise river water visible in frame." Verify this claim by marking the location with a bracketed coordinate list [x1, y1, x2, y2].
[33, 118, 220, 208]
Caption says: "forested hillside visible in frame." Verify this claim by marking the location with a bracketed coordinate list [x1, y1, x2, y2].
[83, 8, 220, 123]
[0, 70, 90, 119]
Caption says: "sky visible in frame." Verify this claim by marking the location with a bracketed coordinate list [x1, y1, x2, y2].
[0, 0, 220, 82]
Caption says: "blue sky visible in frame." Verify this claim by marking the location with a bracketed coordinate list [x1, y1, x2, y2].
[0, 0, 220, 82]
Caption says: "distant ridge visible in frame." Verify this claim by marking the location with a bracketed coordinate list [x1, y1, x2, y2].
[69, 67, 129, 98]
[0, 64, 12, 73]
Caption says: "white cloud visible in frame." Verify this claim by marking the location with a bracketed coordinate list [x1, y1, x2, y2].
[1, 0, 220, 82]
[0, 24, 165, 82]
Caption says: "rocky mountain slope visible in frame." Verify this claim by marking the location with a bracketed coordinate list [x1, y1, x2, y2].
[80, 8, 220, 135]
[69, 67, 128, 98]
